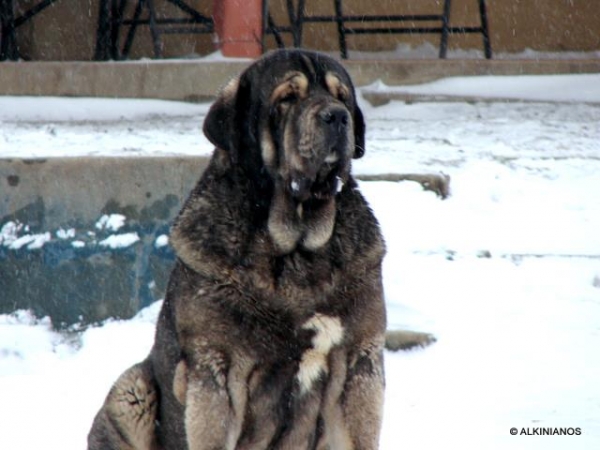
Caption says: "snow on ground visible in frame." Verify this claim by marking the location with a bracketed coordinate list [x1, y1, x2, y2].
[1, 73, 600, 449]
[364, 74, 600, 104]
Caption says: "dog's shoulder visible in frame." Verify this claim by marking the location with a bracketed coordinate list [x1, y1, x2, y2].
[334, 177, 386, 264]
[169, 150, 255, 274]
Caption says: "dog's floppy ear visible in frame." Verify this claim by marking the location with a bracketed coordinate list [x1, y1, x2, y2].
[203, 77, 240, 158]
[353, 104, 366, 159]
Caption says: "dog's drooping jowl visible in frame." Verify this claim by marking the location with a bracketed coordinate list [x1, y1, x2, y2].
[88, 49, 387, 450]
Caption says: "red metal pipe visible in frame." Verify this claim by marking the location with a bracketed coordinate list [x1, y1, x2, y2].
[213, 0, 263, 57]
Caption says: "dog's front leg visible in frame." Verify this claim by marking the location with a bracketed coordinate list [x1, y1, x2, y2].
[176, 353, 250, 450]
[343, 343, 386, 450]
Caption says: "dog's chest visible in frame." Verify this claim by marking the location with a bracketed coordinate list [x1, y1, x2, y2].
[249, 247, 342, 304]
[237, 312, 348, 449]
[234, 252, 350, 389]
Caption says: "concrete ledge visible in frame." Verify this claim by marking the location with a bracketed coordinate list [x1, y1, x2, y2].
[1, 59, 599, 101]
[1, 157, 209, 227]
[1, 157, 209, 326]
[0, 61, 250, 101]
[344, 58, 600, 87]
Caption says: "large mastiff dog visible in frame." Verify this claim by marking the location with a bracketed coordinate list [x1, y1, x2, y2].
[89, 49, 387, 450]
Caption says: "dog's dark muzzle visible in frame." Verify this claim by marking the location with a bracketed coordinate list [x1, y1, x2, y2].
[288, 105, 351, 203]
[319, 105, 350, 138]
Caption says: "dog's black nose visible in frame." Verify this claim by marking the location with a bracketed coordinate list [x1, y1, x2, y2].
[319, 106, 349, 129]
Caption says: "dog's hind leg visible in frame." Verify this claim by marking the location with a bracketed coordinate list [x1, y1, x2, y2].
[88, 362, 158, 450]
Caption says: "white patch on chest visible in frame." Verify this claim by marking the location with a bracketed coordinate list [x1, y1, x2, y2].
[296, 314, 344, 394]
[335, 176, 344, 193]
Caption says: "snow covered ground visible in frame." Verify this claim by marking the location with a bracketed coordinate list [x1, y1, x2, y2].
[1, 73, 600, 449]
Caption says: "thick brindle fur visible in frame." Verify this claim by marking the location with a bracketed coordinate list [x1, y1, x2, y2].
[88, 49, 386, 450]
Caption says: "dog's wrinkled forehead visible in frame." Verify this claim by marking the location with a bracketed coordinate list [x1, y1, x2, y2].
[268, 70, 351, 105]
[245, 50, 355, 104]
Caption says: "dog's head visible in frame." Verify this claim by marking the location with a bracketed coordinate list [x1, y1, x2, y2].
[203, 49, 366, 253]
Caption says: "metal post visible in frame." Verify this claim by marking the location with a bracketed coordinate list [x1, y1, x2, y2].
[94, 0, 111, 60]
[146, 0, 162, 58]
[439, 0, 452, 59]
[479, 0, 492, 59]
[333, 0, 347, 59]
[0, 0, 19, 60]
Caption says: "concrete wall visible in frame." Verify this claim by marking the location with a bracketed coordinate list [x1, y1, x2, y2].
[10, 0, 600, 61]
[0, 157, 208, 326]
